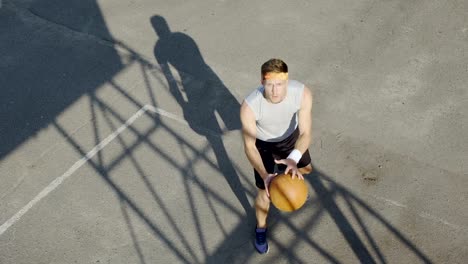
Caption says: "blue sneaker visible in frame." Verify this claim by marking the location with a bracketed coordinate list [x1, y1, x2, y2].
[254, 227, 269, 254]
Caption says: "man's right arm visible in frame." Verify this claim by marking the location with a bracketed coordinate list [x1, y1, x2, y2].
[240, 101, 268, 180]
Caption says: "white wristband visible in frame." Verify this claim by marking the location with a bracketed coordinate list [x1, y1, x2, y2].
[287, 149, 302, 164]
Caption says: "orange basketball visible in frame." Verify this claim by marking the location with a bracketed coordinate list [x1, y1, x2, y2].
[269, 173, 308, 212]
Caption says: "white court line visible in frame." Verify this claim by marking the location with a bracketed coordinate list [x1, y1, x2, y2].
[2, 104, 464, 236]
[0, 105, 181, 236]
[370, 195, 464, 231]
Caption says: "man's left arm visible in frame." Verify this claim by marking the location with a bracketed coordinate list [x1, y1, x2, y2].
[294, 86, 313, 153]
[274, 86, 313, 178]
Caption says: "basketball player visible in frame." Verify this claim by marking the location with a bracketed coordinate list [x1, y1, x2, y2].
[240, 58, 313, 254]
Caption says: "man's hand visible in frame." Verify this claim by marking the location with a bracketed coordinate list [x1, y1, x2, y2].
[263, 173, 278, 197]
[274, 159, 304, 180]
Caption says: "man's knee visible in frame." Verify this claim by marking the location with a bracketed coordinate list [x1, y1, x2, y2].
[256, 189, 270, 206]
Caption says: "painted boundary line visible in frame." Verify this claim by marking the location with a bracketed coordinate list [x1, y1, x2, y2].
[0, 105, 182, 236]
[370, 195, 464, 231]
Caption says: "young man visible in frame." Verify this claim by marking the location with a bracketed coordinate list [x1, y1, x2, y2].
[240, 58, 313, 254]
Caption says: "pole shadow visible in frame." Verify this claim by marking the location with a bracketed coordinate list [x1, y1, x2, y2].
[43, 34, 433, 264]
[1, 3, 438, 262]
[207, 165, 433, 263]
[308, 168, 432, 263]
[0, 0, 123, 161]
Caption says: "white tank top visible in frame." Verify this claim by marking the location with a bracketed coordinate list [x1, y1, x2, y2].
[244, 80, 304, 142]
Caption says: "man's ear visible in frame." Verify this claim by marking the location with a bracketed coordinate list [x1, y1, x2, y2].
[260, 76, 264, 85]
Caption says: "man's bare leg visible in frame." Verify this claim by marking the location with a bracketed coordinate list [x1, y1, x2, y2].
[254, 188, 270, 254]
[255, 189, 270, 228]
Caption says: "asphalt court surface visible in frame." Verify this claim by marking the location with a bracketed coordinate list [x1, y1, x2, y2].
[0, 106, 252, 263]
[1, 104, 449, 263]
[1, 0, 467, 263]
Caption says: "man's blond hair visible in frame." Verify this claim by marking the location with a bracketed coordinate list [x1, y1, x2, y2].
[261, 59, 288, 80]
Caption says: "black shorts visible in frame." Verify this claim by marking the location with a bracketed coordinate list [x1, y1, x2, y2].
[254, 128, 311, 189]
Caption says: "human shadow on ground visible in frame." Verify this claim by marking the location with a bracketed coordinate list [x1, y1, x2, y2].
[48, 35, 433, 264]
[0, 4, 435, 262]
[150, 15, 252, 217]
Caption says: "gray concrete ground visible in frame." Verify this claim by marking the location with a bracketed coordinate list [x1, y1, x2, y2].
[1, 0, 467, 263]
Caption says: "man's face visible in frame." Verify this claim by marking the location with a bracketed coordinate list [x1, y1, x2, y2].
[262, 79, 288, 104]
